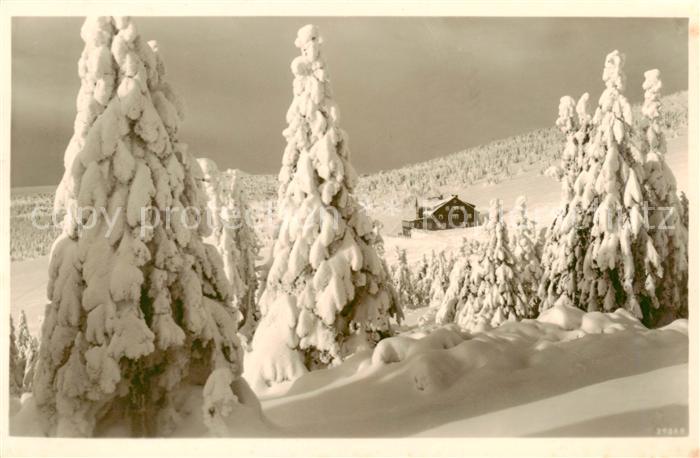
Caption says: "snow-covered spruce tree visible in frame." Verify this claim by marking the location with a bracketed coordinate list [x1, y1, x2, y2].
[33, 17, 247, 437]
[431, 238, 486, 325]
[537, 96, 579, 311]
[248, 25, 401, 387]
[414, 254, 428, 307]
[510, 196, 542, 317]
[458, 236, 474, 257]
[453, 199, 526, 331]
[431, 238, 482, 324]
[535, 225, 547, 260]
[10, 317, 24, 396]
[445, 251, 457, 283]
[392, 247, 418, 309]
[639, 69, 688, 326]
[427, 251, 450, 310]
[537, 92, 594, 312]
[222, 169, 261, 342]
[577, 50, 654, 319]
[415, 252, 435, 306]
[434, 254, 471, 325]
[16, 310, 39, 392]
[197, 159, 260, 345]
[573, 93, 594, 181]
[554, 96, 581, 198]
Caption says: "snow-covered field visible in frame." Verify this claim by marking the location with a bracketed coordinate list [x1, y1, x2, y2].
[10, 256, 47, 337]
[257, 307, 688, 437]
[10, 132, 689, 437]
[10, 301, 689, 437]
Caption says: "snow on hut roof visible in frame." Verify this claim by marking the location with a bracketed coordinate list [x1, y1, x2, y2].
[417, 196, 447, 210]
[417, 195, 475, 213]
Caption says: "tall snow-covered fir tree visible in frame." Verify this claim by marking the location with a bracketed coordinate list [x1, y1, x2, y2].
[577, 50, 655, 319]
[247, 25, 401, 388]
[510, 196, 542, 317]
[538, 51, 688, 326]
[32, 17, 248, 437]
[538, 93, 594, 312]
[638, 69, 688, 326]
[197, 159, 260, 344]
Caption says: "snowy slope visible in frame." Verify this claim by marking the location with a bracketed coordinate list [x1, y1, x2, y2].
[254, 307, 688, 437]
[417, 364, 687, 437]
[382, 133, 688, 266]
[10, 186, 56, 197]
[9, 255, 48, 337]
[455, 131, 688, 217]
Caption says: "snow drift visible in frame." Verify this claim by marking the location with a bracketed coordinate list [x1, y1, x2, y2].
[254, 304, 688, 437]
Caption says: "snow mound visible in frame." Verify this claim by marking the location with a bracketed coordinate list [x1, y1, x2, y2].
[408, 349, 463, 393]
[370, 327, 466, 366]
[171, 379, 273, 437]
[660, 318, 688, 333]
[580, 309, 647, 334]
[361, 307, 681, 396]
[534, 301, 651, 335]
[537, 302, 584, 330]
[258, 310, 687, 437]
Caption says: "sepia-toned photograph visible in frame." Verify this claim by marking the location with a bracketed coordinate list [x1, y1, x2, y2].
[1, 1, 697, 456]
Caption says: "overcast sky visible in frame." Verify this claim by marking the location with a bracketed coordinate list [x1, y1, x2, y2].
[11, 17, 688, 187]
